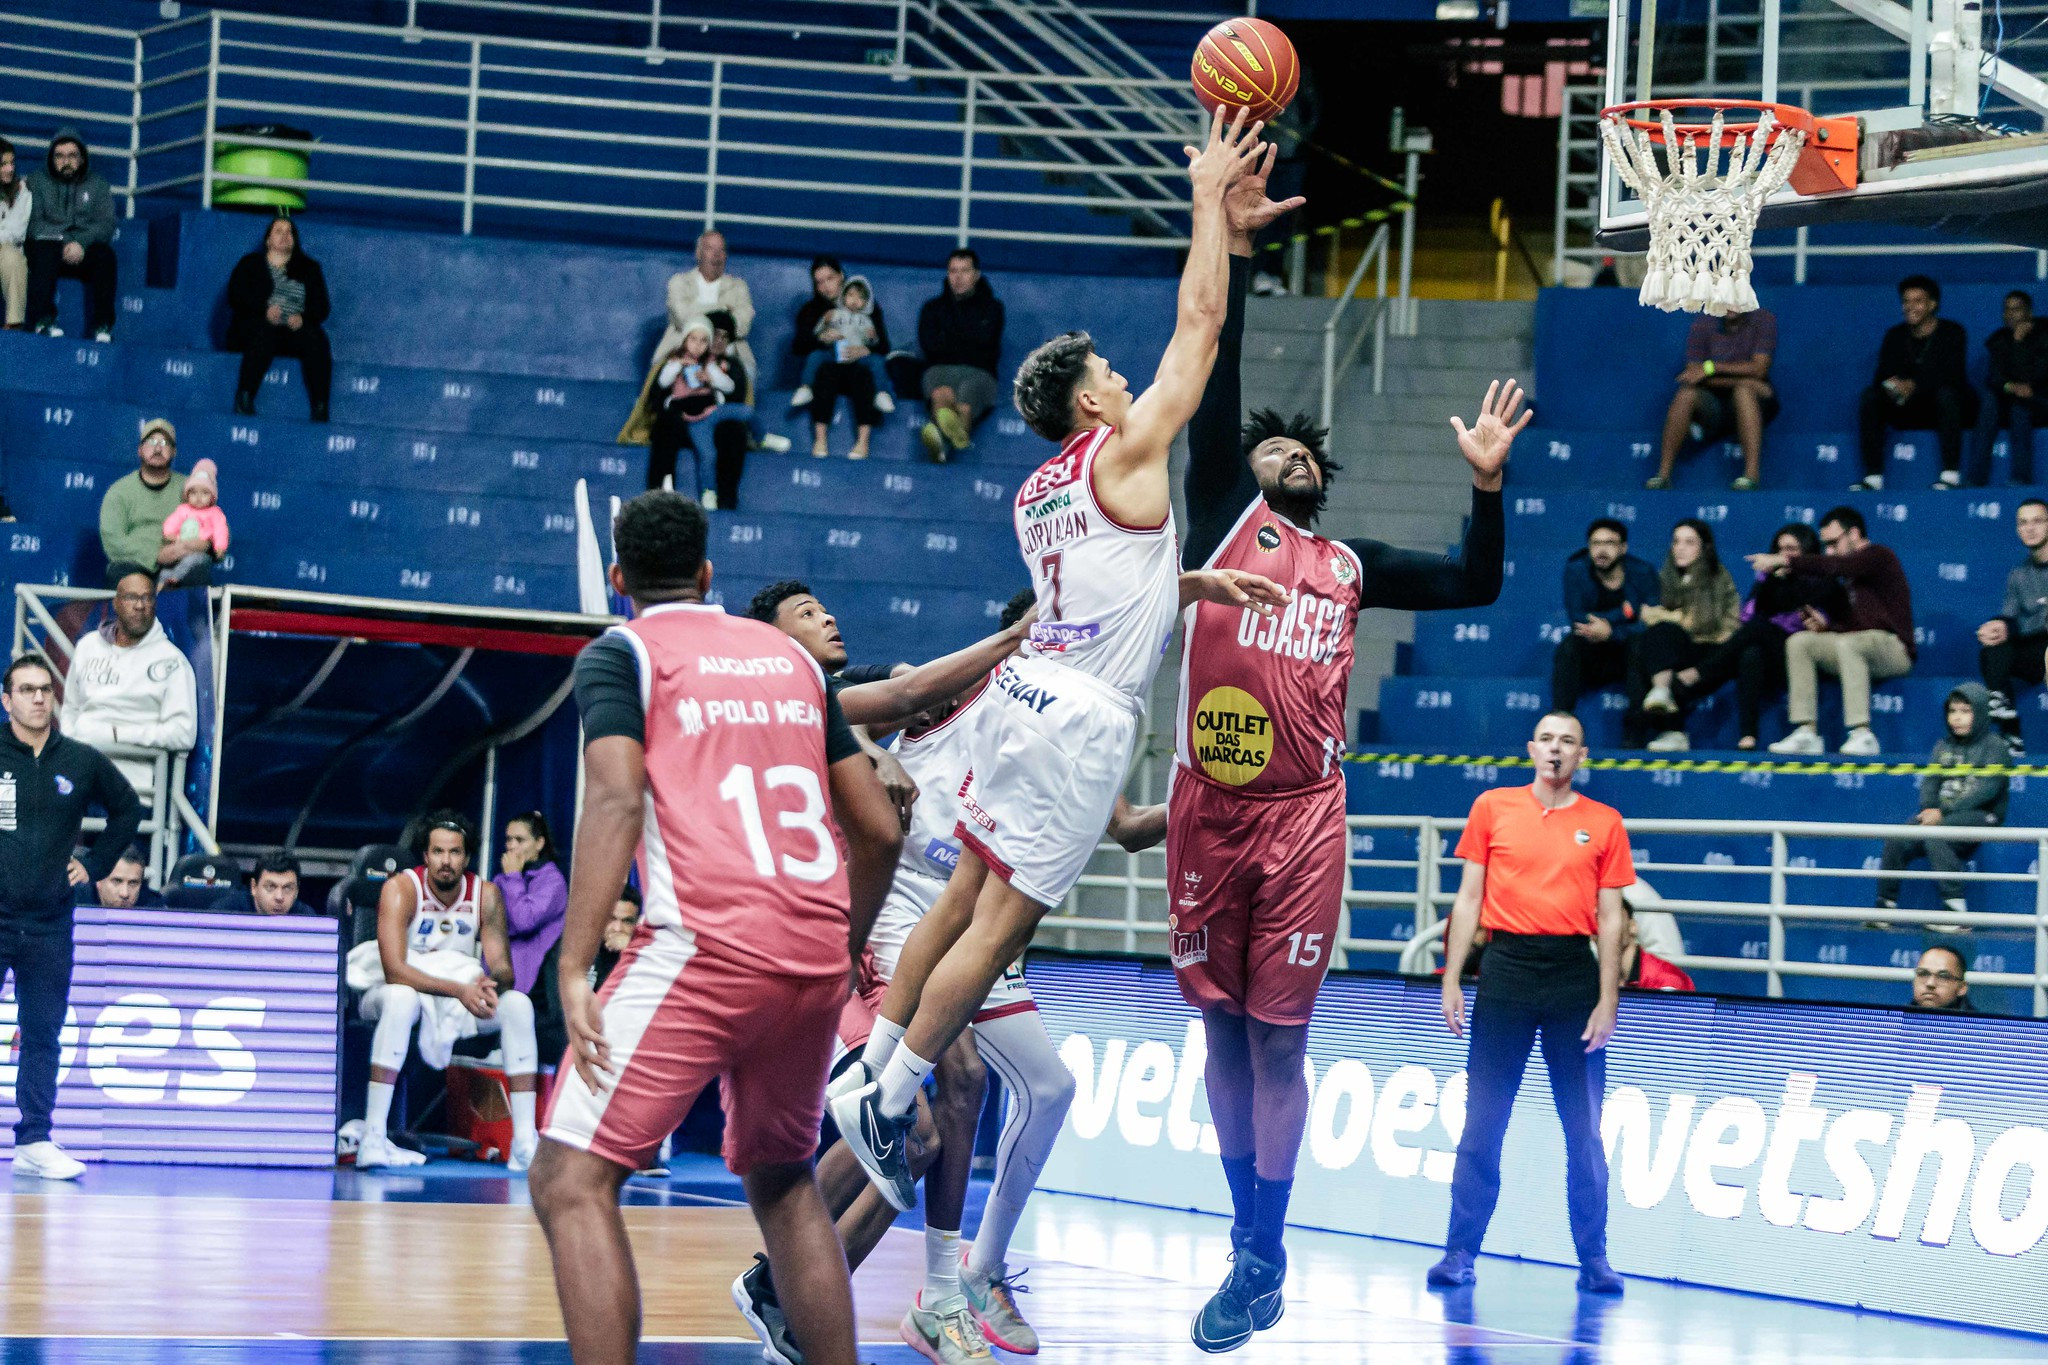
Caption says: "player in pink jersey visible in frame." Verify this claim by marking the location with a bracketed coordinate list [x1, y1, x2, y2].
[1173, 161, 1530, 1352]
[527, 492, 904, 1365]
[831, 107, 1296, 1216]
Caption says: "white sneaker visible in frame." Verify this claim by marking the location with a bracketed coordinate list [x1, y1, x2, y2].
[355, 1131, 427, 1169]
[1943, 898, 1969, 914]
[758, 432, 792, 453]
[1768, 725, 1824, 755]
[43, 324, 65, 339]
[901, 1291, 994, 1363]
[507, 1131, 539, 1174]
[789, 385, 813, 408]
[13, 1140, 84, 1180]
[1646, 730, 1690, 751]
[1852, 473, 1884, 491]
[874, 391, 896, 414]
[1839, 727, 1882, 756]
[700, 490, 718, 511]
[1641, 684, 1678, 717]
[92, 327, 112, 343]
[1933, 469, 1961, 489]
[827, 1059, 871, 1104]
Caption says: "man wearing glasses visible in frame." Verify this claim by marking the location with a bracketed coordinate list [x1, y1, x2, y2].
[97, 418, 189, 585]
[60, 573, 197, 801]
[1910, 944, 1976, 1012]
[0, 655, 143, 1179]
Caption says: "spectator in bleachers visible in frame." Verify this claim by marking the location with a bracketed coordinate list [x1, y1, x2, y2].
[659, 229, 756, 386]
[1619, 909, 1693, 991]
[100, 419, 188, 584]
[24, 128, 115, 342]
[702, 307, 788, 506]
[1551, 518, 1658, 730]
[227, 215, 332, 422]
[1760, 506, 1914, 756]
[59, 571, 199, 799]
[75, 845, 160, 909]
[0, 138, 29, 330]
[1976, 497, 2048, 752]
[493, 810, 566, 995]
[157, 458, 228, 589]
[1635, 519, 1740, 751]
[916, 247, 1005, 461]
[1908, 943, 1974, 1011]
[533, 882, 638, 1071]
[789, 258, 892, 457]
[1647, 308, 1778, 492]
[215, 848, 315, 916]
[639, 318, 727, 495]
[1873, 684, 2006, 920]
[1968, 291, 2048, 487]
[1855, 274, 1977, 492]
[1666, 522, 1843, 750]
[788, 254, 844, 400]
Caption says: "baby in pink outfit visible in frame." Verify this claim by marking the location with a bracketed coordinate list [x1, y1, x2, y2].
[160, 457, 230, 588]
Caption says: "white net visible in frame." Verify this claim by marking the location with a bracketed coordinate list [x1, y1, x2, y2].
[1599, 107, 1808, 315]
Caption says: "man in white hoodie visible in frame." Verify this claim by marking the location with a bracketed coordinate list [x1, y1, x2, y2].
[59, 571, 198, 801]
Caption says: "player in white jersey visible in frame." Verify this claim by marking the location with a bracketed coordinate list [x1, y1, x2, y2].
[833, 106, 1299, 1212]
[356, 810, 540, 1171]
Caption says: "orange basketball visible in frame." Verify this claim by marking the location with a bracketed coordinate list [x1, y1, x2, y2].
[1191, 18, 1299, 125]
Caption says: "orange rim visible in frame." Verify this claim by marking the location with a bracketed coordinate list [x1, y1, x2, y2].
[1600, 99, 1814, 147]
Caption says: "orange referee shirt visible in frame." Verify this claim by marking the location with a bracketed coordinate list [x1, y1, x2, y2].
[1454, 786, 1634, 937]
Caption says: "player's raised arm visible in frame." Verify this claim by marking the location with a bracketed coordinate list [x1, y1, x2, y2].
[1094, 109, 1264, 518]
[836, 608, 1033, 729]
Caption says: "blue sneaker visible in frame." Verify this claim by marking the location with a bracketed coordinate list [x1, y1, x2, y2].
[827, 1079, 918, 1212]
[1229, 1227, 1284, 1331]
[1427, 1249, 1477, 1289]
[1576, 1255, 1625, 1295]
[1190, 1246, 1284, 1353]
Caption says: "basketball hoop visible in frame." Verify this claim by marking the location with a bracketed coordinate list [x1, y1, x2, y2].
[1598, 100, 1829, 316]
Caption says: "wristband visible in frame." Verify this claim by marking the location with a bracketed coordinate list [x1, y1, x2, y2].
[1702, 360, 1716, 377]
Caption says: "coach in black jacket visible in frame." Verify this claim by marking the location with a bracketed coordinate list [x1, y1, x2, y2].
[0, 654, 143, 1180]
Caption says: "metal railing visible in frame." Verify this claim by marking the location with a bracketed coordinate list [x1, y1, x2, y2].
[1320, 221, 1391, 428]
[5, 7, 1202, 251]
[1042, 811, 2048, 1016]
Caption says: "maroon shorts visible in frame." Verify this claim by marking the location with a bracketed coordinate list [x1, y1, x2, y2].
[542, 926, 846, 1175]
[1165, 768, 1347, 1027]
[831, 947, 888, 1073]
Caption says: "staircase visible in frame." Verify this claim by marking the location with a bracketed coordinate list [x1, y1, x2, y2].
[1233, 296, 1537, 725]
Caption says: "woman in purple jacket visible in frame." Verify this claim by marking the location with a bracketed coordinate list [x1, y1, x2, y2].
[493, 811, 567, 994]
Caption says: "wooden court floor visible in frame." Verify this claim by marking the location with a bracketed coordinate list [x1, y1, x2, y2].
[0, 1168, 2041, 1363]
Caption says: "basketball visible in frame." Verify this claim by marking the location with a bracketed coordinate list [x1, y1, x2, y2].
[1191, 18, 1299, 125]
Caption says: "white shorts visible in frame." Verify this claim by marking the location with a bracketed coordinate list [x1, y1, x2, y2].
[871, 873, 1036, 1024]
[953, 653, 1142, 907]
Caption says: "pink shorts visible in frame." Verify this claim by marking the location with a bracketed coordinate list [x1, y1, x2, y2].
[832, 947, 888, 1071]
[542, 926, 846, 1175]
[1165, 769, 1348, 1028]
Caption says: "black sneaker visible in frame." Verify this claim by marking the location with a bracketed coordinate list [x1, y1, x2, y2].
[731, 1253, 803, 1365]
[1576, 1255, 1625, 1295]
[1988, 690, 2019, 723]
[1426, 1249, 1477, 1288]
[826, 1080, 917, 1212]
[234, 391, 257, 416]
[1190, 1245, 1284, 1353]
[1228, 1226, 1284, 1330]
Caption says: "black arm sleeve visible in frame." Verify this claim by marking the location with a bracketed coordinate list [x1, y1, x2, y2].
[837, 663, 898, 685]
[82, 752, 143, 882]
[1181, 254, 1259, 570]
[1342, 487, 1506, 611]
[575, 635, 645, 745]
[823, 686, 860, 765]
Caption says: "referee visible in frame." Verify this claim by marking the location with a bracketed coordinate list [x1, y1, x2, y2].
[1428, 710, 1630, 1296]
[0, 655, 142, 1180]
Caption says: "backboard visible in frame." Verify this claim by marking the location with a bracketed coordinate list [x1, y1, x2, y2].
[1597, 0, 2048, 251]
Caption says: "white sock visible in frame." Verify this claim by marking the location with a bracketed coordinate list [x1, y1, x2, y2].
[970, 1194, 1027, 1278]
[878, 1044, 935, 1119]
[366, 1080, 395, 1138]
[861, 1017, 906, 1074]
[925, 1225, 963, 1304]
[510, 1087, 536, 1144]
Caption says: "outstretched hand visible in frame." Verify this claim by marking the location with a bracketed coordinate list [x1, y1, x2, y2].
[1184, 105, 1267, 206]
[1450, 379, 1531, 491]
[1181, 567, 1290, 615]
[1223, 140, 1306, 241]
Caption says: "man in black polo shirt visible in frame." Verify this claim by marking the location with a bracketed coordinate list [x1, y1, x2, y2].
[0, 655, 143, 1179]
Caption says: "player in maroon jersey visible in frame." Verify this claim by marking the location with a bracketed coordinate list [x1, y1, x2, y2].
[1175, 162, 1527, 1353]
[527, 492, 904, 1365]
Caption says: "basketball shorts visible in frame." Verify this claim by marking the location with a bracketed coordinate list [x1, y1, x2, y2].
[1165, 767, 1348, 1027]
[954, 653, 1141, 907]
[543, 925, 844, 1175]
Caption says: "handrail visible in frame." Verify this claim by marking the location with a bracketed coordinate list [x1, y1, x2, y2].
[1047, 809, 2048, 1016]
[1320, 222, 1391, 429]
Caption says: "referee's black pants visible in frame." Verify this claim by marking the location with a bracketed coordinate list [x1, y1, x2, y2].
[0, 922, 75, 1145]
[1443, 994, 1610, 1264]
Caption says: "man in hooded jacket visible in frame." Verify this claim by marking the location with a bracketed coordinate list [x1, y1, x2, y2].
[25, 127, 116, 340]
[1874, 682, 2010, 919]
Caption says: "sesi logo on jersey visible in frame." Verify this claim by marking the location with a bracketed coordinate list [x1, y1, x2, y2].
[1014, 449, 1084, 504]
